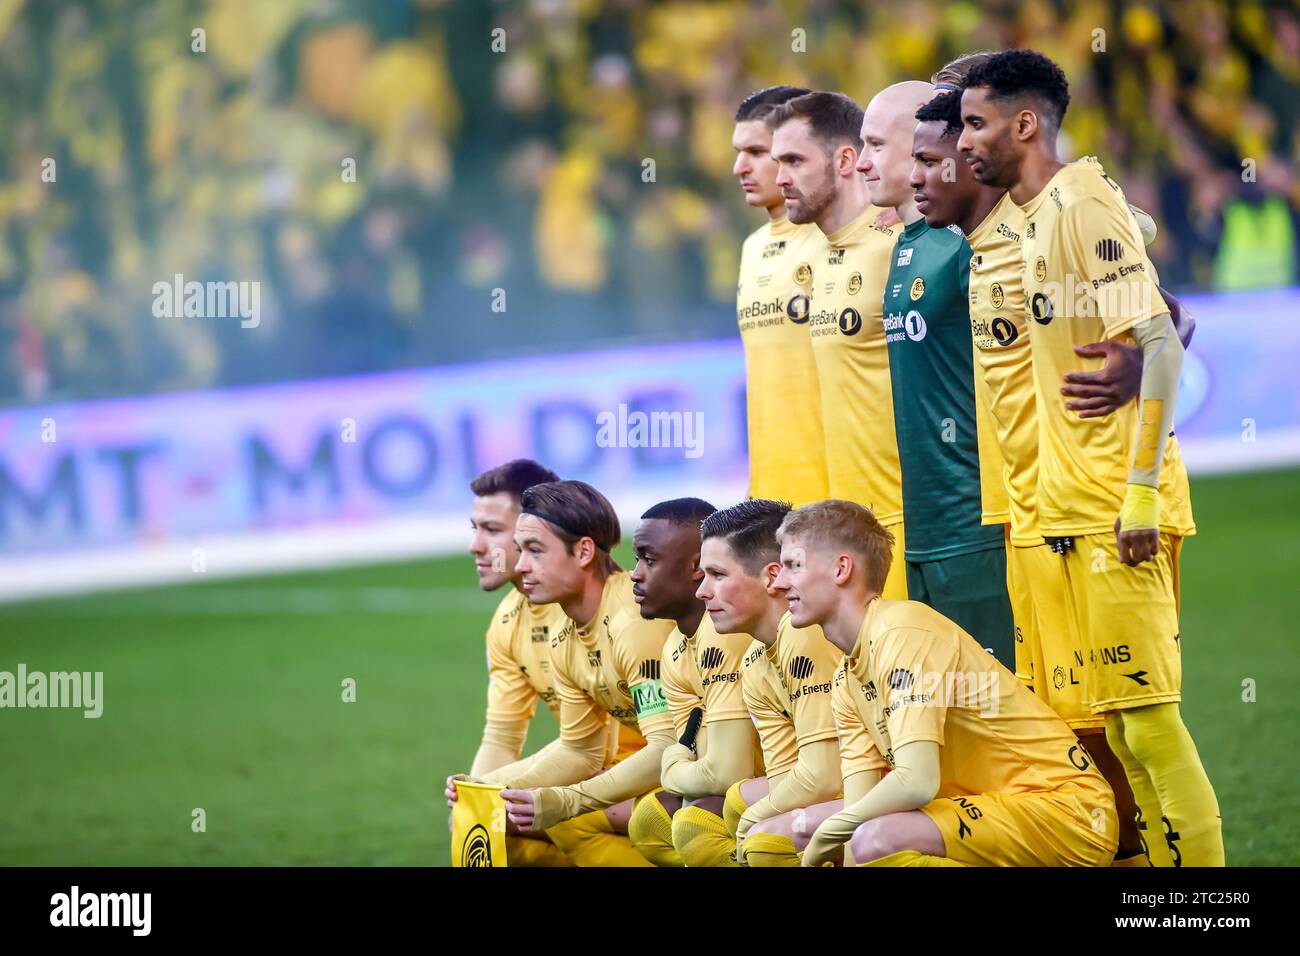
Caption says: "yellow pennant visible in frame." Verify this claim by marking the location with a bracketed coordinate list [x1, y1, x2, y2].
[451, 781, 507, 867]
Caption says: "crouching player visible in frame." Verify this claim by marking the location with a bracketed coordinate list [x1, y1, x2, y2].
[625, 499, 762, 866]
[482, 480, 676, 865]
[696, 500, 844, 866]
[777, 500, 1118, 867]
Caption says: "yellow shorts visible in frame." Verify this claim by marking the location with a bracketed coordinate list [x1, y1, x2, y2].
[882, 521, 907, 600]
[920, 778, 1117, 867]
[1059, 532, 1183, 714]
[1006, 542, 1103, 732]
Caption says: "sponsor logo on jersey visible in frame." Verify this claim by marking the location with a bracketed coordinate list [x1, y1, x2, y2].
[787, 293, 810, 324]
[1026, 222, 1036, 239]
[1030, 291, 1054, 324]
[639, 659, 661, 681]
[904, 310, 927, 341]
[531, 625, 549, 643]
[888, 668, 914, 690]
[896, 248, 913, 267]
[995, 222, 1021, 243]
[587, 649, 601, 668]
[827, 248, 846, 265]
[1095, 238, 1125, 262]
[761, 240, 787, 258]
[699, 646, 725, 670]
[1052, 665, 1066, 689]
[991, 316, 1018, 345]
[838, 307, 862, 336]
[909, 277, 925, 301]
[631, 677, 668, 717]
[788, 655, 815, 680]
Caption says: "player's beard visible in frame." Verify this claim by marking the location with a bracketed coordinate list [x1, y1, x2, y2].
[786, 169, 836, 225]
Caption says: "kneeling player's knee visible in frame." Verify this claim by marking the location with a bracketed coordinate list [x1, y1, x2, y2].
[850, 818, 909, 864]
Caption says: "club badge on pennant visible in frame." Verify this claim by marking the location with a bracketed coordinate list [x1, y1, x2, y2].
[451, 781, 508, 867]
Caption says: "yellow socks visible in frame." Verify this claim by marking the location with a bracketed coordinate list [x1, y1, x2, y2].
[1108, 705, 1224, 866]
[723, 780, 750, 837]
[672, 805, 738, 867]
[546, 808, 655, 867]
[1104, 716, 1174, 867]
[742, 831, 799, 867]
[627, 791, 684, 867]
[505, 835, 575, 867]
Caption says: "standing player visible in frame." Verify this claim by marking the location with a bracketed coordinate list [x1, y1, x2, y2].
[731, 85, 826, 506]
[696, 499, 843, 867]
[479, 480, 675, 866]
[765, 91, 908, 599]
[776, 499, 1118, 868]
[959, 50, 1223, 865]
[862, 80, 1016, 665]
[912, 79, 1195, 864]
[443, 458, 576, 866]
[624, 498, 761, 867]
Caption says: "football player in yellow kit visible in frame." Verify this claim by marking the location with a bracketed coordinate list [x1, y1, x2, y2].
[443, 459, 575, 866]
[696, 499, 844, 867]
[959, 50, 1222, 866]
[478, 480, 675, 866]
[763, 91, 909, 600]
[624, 498, 761, 867]
[777, 499, 1118, 867]
[731, 85, 827, 506]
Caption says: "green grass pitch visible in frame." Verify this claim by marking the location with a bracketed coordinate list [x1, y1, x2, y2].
[1, 467, 1296, 866]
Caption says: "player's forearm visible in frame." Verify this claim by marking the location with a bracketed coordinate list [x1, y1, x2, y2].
[1126, 312, 1182, 491]
[479, 733, 603, 790]
[753, 740, 841, 819]
[469, 718, 530, 778]
[559, 727, 676, 815]
[1158, 288, 1195, 349]
[661, 720, 756, 799]
[812, 742, 940, 849]
[842, 768, 883, 806]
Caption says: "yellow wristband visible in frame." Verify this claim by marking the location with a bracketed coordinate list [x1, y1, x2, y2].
[1119, 483, 1159, 532]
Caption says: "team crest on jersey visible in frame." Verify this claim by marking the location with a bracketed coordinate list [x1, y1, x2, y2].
[990, 283, 1005, 309]
[909, 277, 925, 301]
[794, 261, 813, 285]
[1034, 256, 1047, 282]
[847, 271, 862, 295]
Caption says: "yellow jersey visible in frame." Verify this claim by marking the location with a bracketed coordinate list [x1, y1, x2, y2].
[661, 613, 763, 771]
[548, 571, 675, 752]
[737, 215, 829, 505]
[835, 597, 1106, 795]
[967, 193, 1038, 543]
[740, 611, 841, 778]
[484, 588, 571, 728]
[808, 205, 904, 524]
[1019, 159, 1195, 537]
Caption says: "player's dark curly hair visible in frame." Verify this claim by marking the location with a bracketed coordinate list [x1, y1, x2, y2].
[915, 90, 963, 140]
[764, 91, 864, 154]
[735, 84, 812, 122]
[962, 49, 1070, 130]
[699, 498, 791, 575]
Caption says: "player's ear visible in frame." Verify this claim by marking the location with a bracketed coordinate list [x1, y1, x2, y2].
[762, 561, 782, 592]
[575, 536, 597, 569]
[835, 553, 854, 586]
[1017, 108, 1038, 143]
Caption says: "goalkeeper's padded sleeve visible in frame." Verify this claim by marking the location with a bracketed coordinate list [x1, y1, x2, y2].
[530, 727, 677, 829]
[660, 718, 757, 800]
[469, 717, 532, 779]
[736, 738, 841, 839]
[803, 739, 940, 863]
[478, 726, 606, 790]
[1124, 311, 1183, 503]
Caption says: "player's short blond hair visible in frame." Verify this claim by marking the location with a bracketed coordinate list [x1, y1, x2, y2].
[932, 50, 998, 87]
[776, 499, 895, 595]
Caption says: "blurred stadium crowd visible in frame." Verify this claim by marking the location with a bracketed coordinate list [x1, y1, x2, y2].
[1, 0, 1297, 403]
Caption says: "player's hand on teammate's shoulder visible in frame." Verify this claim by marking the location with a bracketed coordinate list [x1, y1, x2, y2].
[1062, 340, 1142, 419]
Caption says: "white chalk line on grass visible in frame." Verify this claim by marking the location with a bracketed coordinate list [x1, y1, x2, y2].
[2, 587, 496, 618]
